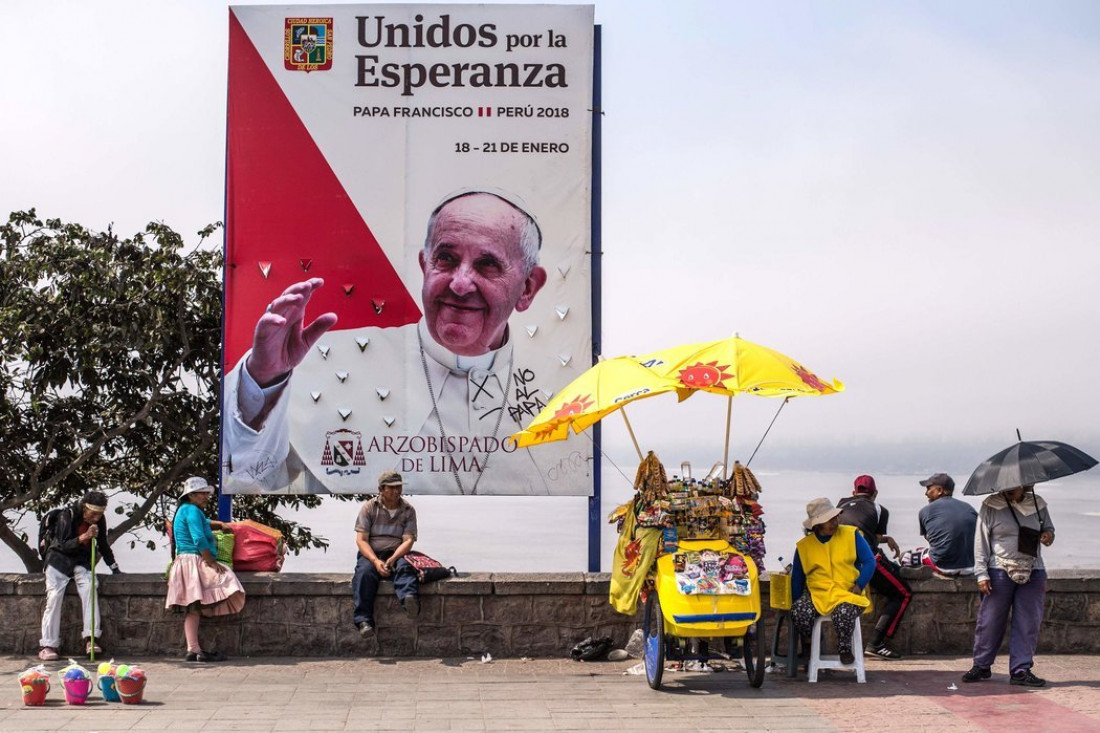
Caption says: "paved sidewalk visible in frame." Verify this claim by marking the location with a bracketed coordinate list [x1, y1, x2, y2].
[3, 653, 1099, 732]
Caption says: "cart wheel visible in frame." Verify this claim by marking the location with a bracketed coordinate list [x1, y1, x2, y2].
[643, 593, 665, 690]
[743, 616, 766, 688]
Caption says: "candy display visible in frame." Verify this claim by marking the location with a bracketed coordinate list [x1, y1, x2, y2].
[609, 452, 769, 582]
[672, 550, 752, 595]
[59, 660, 93, 705]
[19, 665, 51, 706]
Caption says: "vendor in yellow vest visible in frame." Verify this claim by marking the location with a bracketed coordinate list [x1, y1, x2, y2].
[790, 497, 875, 665]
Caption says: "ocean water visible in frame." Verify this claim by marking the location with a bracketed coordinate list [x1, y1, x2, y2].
[3, 469, 1099, 574]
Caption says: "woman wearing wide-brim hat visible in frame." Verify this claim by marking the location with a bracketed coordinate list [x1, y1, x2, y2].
[789, 497, 875, 665]
[164, 477, 246, 662]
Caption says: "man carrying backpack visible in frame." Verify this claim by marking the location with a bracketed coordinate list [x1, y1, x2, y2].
[837, 475, 912, 660]
[38, 491, 121, 661]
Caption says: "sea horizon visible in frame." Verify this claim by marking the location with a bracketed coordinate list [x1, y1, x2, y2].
[3, 468, 1098, 575]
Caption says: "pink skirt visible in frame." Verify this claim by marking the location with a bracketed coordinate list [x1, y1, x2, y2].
[165, 554, 246, 617]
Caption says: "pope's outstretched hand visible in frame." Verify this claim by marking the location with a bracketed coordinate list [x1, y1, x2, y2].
[246, 278, 338, 388]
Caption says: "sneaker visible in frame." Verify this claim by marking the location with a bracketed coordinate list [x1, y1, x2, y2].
[865, 644, 902, 660]
[38, 647, 59, 661]
[839, 651, 855, 665]
[357, 621, 375, 637]
[962, 665, 992, 683]
[403, 596, 420, 619]
[85, 640, 103, 655]
[1010, 669, 1046, 687]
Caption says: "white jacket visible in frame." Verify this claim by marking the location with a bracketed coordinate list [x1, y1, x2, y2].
[222, 321, 591, 495]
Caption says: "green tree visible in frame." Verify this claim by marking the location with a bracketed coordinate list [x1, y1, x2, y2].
[0, 210, 332, 572]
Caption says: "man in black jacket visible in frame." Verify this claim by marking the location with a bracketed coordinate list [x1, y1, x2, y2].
[837, 475, 911, 660]
[38, 491, 121, 661]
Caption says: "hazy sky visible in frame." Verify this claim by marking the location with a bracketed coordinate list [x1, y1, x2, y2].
[4, 0, 1099, 475]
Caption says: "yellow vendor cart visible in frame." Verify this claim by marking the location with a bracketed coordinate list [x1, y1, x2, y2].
[642, 538, 766, 690]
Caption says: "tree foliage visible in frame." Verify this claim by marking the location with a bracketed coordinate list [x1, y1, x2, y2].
[0, 210, 334, 571]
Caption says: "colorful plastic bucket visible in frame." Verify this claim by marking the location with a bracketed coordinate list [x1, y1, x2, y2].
[20, 675, 50, 706]
[116, 676, 146, 705]
[63, 677, 92, 705]
[99, 675, 121, 702]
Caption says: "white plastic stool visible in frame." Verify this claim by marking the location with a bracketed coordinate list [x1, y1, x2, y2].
[807, 614, 866, 683]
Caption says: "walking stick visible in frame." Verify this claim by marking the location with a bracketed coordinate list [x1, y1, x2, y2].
[89, 537, 96, 662]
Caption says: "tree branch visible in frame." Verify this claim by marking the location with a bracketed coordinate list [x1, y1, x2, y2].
[0, 515, 43, 572]
[108, 407, 218, 539]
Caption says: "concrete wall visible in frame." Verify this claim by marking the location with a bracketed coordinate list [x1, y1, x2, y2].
[3, 569, 1098, 658]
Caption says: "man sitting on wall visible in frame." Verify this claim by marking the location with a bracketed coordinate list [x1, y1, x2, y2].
[352, 471, 420, 636]
[838, 475, 911, 660]
[918, 473, 978, 576]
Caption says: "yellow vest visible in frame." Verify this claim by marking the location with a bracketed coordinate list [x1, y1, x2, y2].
[796, 525, 871, 615]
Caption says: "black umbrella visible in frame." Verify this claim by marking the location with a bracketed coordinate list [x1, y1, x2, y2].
[962, 440, 1098, 496]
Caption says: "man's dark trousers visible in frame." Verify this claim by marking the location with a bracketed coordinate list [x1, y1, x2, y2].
[869, 553, 913, 647]
[352, 550, 419, 625]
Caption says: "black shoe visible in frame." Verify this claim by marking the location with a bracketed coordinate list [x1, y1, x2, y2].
[403, 596, 420, 619]
[357, 621, 375, 637]
[962, 665, 992, 683]
[839, 651, 855, 665]
[186, 650, 226, 662]
[1010, 669, 1046, 687]
[865, 644, 902, 660]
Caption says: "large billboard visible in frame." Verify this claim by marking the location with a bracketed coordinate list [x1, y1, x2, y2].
[221, 5, 595, 495]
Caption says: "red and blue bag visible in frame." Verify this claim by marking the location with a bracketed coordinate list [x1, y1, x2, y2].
[403, 551, 456, 583]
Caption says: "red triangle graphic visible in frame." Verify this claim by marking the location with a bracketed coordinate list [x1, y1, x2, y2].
[224, 11, 421, 367]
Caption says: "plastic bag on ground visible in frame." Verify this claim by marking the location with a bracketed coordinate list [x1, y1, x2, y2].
[624, 628, 645, 658]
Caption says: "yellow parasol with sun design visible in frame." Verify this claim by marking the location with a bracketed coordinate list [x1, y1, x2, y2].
[633, 336, 843, 401]
[511, 335, 843, 472]
[510, 355, 682, 449]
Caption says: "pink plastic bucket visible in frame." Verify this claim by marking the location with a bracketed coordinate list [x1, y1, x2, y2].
[63, 677, 92, 705]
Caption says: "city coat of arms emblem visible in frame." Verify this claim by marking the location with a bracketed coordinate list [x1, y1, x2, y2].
[285, 18, 333, 72]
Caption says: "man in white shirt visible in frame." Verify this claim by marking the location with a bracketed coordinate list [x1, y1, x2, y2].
[223, 191, 588, 495]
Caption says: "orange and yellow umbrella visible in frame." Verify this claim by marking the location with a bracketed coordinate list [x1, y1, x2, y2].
[511, 336, 842, 458]
[634, 335, 844, 401]
[510, 356, 679, 448]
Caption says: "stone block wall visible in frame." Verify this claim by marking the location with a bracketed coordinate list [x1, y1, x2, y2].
[2, 569, 1097, 658]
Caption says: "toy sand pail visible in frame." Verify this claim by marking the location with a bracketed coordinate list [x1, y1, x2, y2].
[116, 676, 146, 704]
[63, 677, 92, 705]
[19, 675, 50, 706]
[98, 675, 120, 702]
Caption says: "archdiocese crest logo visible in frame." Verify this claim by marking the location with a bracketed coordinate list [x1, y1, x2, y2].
[285, 18, 333, 72]
[320, 429, 366, 475]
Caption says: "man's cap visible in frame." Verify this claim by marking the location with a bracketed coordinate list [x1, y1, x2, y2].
[853, 475, 877, 495]
[803, 497, 844, 530]
[377, 470, 405, 488]
[179, 476, 215, 502]
[919, 473, 955, 492]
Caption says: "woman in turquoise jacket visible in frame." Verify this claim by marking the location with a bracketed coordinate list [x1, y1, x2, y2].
[165, 477, 245, 662]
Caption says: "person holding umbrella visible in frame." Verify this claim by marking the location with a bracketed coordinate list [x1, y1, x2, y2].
[964, 484, 1054, 686]
[961, 437, 1096, 687]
